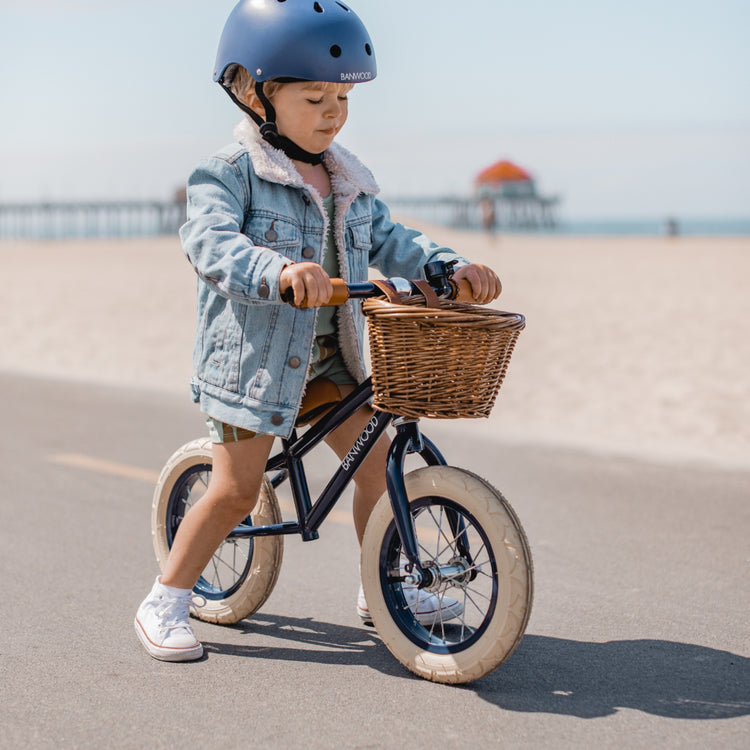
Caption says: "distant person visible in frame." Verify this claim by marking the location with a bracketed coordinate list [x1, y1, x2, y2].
[134, 0, 502, 661]
[481, 197, 497, 233]
[665, 217, 680, 237]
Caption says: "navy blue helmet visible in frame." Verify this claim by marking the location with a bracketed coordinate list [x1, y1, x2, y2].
[214, 0, 377, 87]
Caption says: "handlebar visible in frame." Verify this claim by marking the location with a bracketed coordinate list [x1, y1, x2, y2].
[281, 260, 484, 309]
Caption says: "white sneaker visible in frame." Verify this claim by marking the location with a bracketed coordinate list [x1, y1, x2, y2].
[357, 583, 463, 626]
[134, 577, 204, 662]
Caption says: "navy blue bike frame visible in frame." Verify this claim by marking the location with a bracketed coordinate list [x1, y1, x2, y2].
[225, 377, 447, 573]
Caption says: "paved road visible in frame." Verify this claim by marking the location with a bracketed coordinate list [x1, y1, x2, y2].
[1, 372, 748, 749]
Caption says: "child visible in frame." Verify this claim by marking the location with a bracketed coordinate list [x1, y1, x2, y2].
[135, 0, 502, 662]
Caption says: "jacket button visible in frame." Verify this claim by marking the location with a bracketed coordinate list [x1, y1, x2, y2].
[265, 228, 278, 242]
[271, 414, 284, 426]
[258, 282, 270, 298]
[288, 356, 302, 369]
[301, 246, 315, 259]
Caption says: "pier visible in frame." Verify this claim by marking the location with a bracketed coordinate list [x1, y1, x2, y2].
[388, 159, 559, 232]
[387, 193, 559, 232]
[0, 173, 559, 241]
[0, 200, 186, 240]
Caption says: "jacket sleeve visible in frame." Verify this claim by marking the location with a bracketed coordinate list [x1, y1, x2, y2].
[367, 197, 469, 280]
[179, 155, 292, 304]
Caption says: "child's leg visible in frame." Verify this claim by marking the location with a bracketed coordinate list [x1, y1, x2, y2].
[322, 385, 389, 544]
[160, 433, 276, 590]
[322, 387, 465, 626]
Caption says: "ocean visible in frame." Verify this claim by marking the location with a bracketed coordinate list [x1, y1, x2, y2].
[385, 196, 750, 237]
[552, 217, 750, 237]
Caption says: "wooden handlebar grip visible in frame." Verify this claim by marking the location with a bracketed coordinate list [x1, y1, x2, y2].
[327, 278, 350, 306]
[287, 278, 350, 308]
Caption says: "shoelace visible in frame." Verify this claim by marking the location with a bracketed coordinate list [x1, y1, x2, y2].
[157, 592, 206, 631]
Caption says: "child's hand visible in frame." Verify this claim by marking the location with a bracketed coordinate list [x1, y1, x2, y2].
[279, 262, 333, 307]
[452, 264, 502, 304]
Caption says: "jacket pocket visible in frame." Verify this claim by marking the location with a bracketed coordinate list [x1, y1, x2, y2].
[244, 212, 301, 251]
[347, 221, 373, 252]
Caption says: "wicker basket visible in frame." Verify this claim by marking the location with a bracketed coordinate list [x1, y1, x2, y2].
[362, 292, 525, 419]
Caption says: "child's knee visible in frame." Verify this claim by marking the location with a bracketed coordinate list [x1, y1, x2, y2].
[217, 487, 259, 519]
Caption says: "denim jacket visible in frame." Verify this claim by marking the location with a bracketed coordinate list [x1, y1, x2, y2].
[180, 119, 468, 437]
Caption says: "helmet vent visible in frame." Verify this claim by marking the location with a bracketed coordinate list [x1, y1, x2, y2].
[365, 43, 372, 56]
[313, 2, 324, 11]
[336, 2, 350, 11]
[329, 44, 342, 58]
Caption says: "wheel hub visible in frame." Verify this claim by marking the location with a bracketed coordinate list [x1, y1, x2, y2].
[411, 557, 473, 593]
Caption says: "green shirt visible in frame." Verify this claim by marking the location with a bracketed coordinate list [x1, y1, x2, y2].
[308, 193, 344, 379]
[315, 193, 339, 342]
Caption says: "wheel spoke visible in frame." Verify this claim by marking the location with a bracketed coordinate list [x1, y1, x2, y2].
[424, 505, 459, 560]
[385, 501, 496, 648]
[416, 540, 434, 563]
[207, 541, 250, 579]
[461, 586, 492, 617]
[209, 552, 223, 590]
[435, 504, 445, 559]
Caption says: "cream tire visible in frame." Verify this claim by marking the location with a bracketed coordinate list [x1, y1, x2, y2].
[360, 466, 533, 684]
[152, 438, 284, 625]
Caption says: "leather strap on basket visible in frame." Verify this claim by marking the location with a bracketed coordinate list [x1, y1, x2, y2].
[370, 279, 442, 308]
[370, 279, 402, 304]
[412, 280, 441, 308]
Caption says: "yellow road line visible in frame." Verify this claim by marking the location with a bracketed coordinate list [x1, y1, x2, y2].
[47, 453, 354, 526]
[48, 453, 160, 484]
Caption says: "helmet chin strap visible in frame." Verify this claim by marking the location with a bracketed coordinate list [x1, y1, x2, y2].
[222, 81, 325, 165]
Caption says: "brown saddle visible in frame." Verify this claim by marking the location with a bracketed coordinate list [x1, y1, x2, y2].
[295, 377, 343, 427]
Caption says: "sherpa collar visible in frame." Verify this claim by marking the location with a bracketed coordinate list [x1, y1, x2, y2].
[233, 118, 380, 202]
[232, 118, 378, 386]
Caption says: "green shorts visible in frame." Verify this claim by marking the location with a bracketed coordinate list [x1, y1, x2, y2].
[206, 418, 257, 444]
[308, 345, 356, 387]
[206, 344, 355, 444]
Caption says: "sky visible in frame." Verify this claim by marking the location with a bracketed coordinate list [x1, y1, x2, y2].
[1, 0, 749, 219]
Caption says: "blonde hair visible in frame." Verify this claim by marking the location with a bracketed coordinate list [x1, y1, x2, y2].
[230, 65, 354, 103]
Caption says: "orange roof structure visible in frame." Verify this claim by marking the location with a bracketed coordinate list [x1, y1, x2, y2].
[475, 160, 532, 185]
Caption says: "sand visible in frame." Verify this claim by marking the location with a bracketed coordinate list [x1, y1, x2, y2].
[1, 227, 748, 470]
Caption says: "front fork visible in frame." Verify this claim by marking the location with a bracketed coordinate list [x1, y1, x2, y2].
[385, 418, 473, 587]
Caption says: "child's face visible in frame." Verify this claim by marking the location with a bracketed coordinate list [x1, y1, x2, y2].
[258, 82, 352, 154]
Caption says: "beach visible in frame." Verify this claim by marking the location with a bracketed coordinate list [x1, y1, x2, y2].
[2, 227, 748, 470]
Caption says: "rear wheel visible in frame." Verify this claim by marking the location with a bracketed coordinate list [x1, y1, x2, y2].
[360, 466, 533, 684]
[152, 438, 284, 624]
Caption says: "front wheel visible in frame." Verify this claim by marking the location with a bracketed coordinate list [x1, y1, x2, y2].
[152, 438, 284, 625]
[360, 466, 533, 684]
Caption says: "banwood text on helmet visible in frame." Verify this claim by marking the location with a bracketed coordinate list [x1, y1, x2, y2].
[215, 0, 377, 164]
